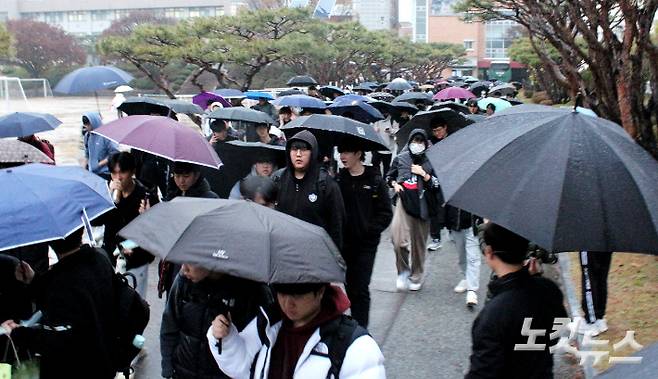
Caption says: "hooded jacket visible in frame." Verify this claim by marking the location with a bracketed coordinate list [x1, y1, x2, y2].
[83, 112, 118, 175]
[466, 268, 567, 379]
[206, 286, 386, 379]
[161, 273, 269, 379]
[386, 129, 439, 220]
[165, 175, 219, 201]
[336, 166, 392, 251]
[273, 130, 346, 250]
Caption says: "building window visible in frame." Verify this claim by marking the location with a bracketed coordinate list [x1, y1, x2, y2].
[463, 40, 474, 51]
[44, 12, 65, 23]
[91, 10, 113, 21]
[485, 20, 521, 59]
[115, 9, 132, 20]
[215, 7, 225, 16]
[68, 11, 88, 22]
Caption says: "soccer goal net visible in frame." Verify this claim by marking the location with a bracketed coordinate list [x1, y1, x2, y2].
[0, 76, 29, 113]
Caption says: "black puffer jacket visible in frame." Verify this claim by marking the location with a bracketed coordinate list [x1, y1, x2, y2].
[160, 273, 271, 379]
[466, 268, 568, 379]
[336, 166, 392, 251]
[11, 246, 115, 379]
[273, 130, 346, 250]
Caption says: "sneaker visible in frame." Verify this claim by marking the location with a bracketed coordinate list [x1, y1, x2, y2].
[577, 321, 600, 337]
[466, 290, 478, 307]
[427, 239, 442, 251]
[396, 272, 410, 291]
[454, 279, 467, 293]
[408, 281, 422, 291]
[595, 319, 608, 334]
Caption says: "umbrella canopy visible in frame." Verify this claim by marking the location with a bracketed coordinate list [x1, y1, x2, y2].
[327, 100, 385, 124]
[489, 83, 517, 97]
[118, 97, 173, 117]
[272, 95, 326, 109]
[277, 89, 305, 97]
[245, 91, 275, 101]
[464, 114, 487, 123]
[368, 100, 418, 117]
[318, 86, 345, 98]
[92, 115, 222, 169]
[426, 104, 658, 253]
[208, 107, 275, 124]
[431, 101, 469, 114]
[433, 87, 476, 101]
[385, 80, 413, 91]
[508, 99, 525, 106]
[193, 91, 231, 110]
[286, 75, 318, 87]
[393, 92, 433, 105]
[281, 114, 388, 152]
[478, 97, 512, 112]
[390, 101, 419, 114]
[463, 76, 479, 84]
[209, 141, 286, 195]
[119, 198, 345, 283]
[0, 112, 62, 138]
[352, 84, 374, 92]
[54, 65, 134, 94]
[395, 109, 474, 151]
[0, 164, 114, 251]
[114, 85, 134, 93]
[161, 99, 204, 115]
[468, 81, 492, 97]
[0, 139, 54, 164]
[333, 94, 372, 103]
[369, 92, 395, 101]
[213, 89, 245, 99]
[360, 81, 379, 89]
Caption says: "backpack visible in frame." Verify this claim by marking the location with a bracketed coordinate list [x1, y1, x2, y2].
[112, 272, 150, 378]
[317, 315, 369, 379]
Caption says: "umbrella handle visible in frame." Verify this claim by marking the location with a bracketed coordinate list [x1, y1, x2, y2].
[81, 208, 96, 247]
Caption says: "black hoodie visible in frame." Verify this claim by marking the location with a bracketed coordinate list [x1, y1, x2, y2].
[273, 130, 346, 250]
[165, 176, 219, 201]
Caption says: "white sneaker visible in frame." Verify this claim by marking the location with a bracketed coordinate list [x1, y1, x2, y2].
[427, 239, 442, 251]
[396, 272, 410, 291]
[466, 290, 478, 307]
[408, 281, 422, 291]
[577, 321, 600, 337]
[595, 319, 608, 333]
[454, 279, 467, 293]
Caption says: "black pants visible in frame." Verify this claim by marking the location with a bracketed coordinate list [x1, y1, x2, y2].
[579, 251, 613, 323]
[344, 246, 377, 328]
[372, 152, 392, 177]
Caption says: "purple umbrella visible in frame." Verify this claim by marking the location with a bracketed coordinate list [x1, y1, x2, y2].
[433, 87, 476, 101]
[92, 115, 222, 169]
[192, 91, 232, 110]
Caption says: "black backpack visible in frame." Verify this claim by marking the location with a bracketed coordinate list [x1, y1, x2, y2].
[315, 315, 369, 379]
[112, 272, 150, 378]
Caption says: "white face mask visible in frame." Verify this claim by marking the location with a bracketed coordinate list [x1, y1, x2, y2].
[409, 142, 426, 155]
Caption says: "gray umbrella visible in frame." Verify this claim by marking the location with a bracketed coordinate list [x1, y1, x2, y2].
[161, 99, 204, 115]
[393, 92, 433, 105]
[488, 83, 517, 97]
[426, 104, 658, 253]
[119, 198, 345, 283]
[208, 107, 274, 124]
[0, 140, 53, 164]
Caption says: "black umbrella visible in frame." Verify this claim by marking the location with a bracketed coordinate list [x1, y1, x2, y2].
[369, 92, 395, 101]
[395, 109, 474, 150]
[508, 99, 524, 106]
[431, 101, 469, 114]
[318, 86, 345, 98]
[286, 75, 318, 87]
[208, 108, 274, 124]
[468, 81, 492, 97]
[352, 84, 374, 92]
[368, 100, 418, 118]
[327, 100, 385, 124]
[489, 83, 517, 97]
[161, 99, 204, 115]
[281, 114, 388, 152]
[426, 104, 658, 253]
[393, 92, 433, 105]
[391, 101, 419, 115]
[202, 141, 285, 198]
[119, 198, 345, 283]
[118, 97, 174, 117]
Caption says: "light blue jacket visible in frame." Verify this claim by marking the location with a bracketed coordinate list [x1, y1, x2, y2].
[83, 112, 118, 175]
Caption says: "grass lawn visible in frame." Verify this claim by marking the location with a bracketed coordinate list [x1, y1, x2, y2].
[568, 252, 658, 372]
